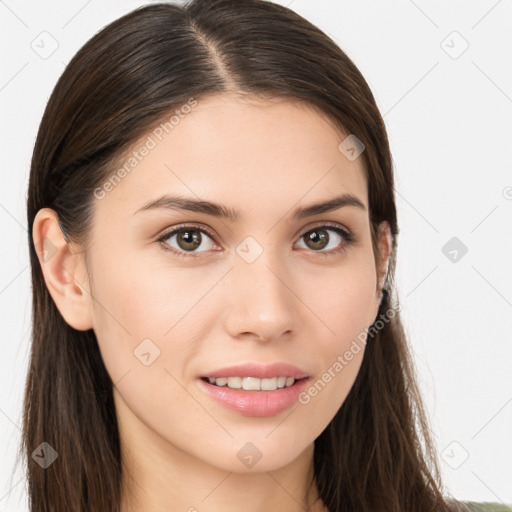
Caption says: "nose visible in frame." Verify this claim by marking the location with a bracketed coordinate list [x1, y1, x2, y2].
[223, 254, 296, 344]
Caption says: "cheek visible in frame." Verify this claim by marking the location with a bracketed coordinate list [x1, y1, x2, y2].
[87, 249, 169, 381]
[293, 256, 376, 416]
[90, 241, 175, 332]
[88, 248, 219, 383]
[299, 254, 378, 344]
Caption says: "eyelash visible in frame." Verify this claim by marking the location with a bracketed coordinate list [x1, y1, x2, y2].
[156, 222, 355, 259]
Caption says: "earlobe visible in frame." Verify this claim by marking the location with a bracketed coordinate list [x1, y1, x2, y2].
[32, 208, 94, 331]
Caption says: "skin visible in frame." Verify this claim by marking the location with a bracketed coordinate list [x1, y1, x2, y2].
[33, 93, 392, 512]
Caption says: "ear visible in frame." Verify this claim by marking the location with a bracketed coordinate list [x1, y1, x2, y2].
[32, 208, 94, 331]
[375, 221, 393, 297]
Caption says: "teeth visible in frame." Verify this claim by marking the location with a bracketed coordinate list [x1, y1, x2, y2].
[206, 376, 297, 390]
[227, 377, 242, 389]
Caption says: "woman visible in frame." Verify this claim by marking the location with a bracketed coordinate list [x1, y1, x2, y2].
[22, 0, 473, 510]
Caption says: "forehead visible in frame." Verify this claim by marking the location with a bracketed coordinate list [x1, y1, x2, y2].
[96, 93, 368, 219]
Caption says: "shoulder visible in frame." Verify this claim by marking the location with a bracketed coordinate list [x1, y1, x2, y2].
[446, 500, 512, 512]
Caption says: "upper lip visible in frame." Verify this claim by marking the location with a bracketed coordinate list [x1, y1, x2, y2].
[201, 362, 310, 380]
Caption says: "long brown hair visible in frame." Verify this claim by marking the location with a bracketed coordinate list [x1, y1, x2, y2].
[21, 1, 467, 510]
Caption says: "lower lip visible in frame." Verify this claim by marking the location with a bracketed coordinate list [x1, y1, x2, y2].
[197, 378, 310, 417]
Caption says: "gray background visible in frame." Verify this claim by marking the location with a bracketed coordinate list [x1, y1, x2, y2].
[1, 0, 511, 510]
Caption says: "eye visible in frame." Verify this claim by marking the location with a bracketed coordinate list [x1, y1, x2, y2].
[296, 223, 354, 255]
[157, 224, 218, 258]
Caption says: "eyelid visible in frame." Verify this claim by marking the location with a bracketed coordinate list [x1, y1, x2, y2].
[297, 220, 352, 238]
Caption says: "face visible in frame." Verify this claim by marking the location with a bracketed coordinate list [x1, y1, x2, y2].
[56, 94, 388, 474]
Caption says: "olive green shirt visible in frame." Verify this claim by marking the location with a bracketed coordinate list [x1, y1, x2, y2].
[454, 502, 512, 512]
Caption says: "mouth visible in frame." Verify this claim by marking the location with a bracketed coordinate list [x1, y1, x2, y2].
[197, 375, 310, 418]
[197, 362, 311, 417]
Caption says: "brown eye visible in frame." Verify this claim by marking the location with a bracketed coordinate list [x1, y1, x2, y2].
[296, 225, 354, 255]
[158, 225, 217, 257]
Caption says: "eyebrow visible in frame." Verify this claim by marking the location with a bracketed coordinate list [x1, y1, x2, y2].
[134, 193, 366, 221]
